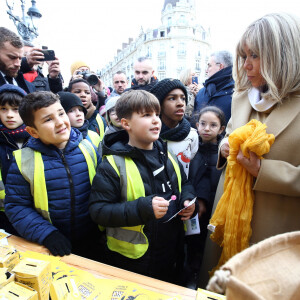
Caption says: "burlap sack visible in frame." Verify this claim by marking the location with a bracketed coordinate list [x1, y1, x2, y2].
[220, 231, 300, 300]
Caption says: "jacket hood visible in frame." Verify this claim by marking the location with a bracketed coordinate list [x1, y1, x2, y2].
[102, 129, 167, 159]
[26, 128, 83, 156]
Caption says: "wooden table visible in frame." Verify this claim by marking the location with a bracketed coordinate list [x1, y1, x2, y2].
[8, 235, 197, 299]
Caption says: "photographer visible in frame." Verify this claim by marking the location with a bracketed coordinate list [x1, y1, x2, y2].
[21, 42, 63, 94]
[70, 61, 108, 107]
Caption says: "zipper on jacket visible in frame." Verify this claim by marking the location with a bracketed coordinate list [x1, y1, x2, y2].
[60, 150, 76, 241]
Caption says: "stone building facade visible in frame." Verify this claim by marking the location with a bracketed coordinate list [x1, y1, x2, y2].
[100, 0, 211, 87]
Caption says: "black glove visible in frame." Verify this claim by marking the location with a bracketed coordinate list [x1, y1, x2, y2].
[43, 231, 72, 256]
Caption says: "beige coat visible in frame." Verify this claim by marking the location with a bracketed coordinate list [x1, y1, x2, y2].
[199, 91, 300, 288]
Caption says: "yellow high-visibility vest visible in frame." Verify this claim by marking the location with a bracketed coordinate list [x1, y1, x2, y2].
[0, 169, 5, 212]
[96, 114, 105, 141]
[13, 139, 97, 223]
[87, 130, 101, 152]
[105, 151, 181, 259]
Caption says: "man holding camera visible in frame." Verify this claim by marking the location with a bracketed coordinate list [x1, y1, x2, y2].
[70, 60, 107, 107]
[0, 27, 35, 93]
[21, 41, 63, 94]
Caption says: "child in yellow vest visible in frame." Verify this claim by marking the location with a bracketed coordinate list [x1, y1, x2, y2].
[5, 91, 104, 261]
[89, 90, 197, 283]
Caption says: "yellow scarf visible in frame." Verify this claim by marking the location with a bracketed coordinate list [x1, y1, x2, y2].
[209, 119, 275, 273]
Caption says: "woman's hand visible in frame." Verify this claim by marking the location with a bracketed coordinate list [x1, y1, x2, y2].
[220, 140, 230, 158]
[189, 83, 200, 96]
[236, 149, 261, 177]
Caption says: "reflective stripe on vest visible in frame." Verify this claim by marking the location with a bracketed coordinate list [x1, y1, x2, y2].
[13, 140, 97, 223]
[105, 152, 182, 259]
[96, 114, 105, 141]
[0, 169, 5, 211]
[87, 130, 101, 152]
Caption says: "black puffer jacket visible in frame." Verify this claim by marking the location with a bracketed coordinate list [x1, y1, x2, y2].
[89, 130, 196, 281]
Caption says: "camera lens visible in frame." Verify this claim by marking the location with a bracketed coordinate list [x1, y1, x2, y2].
[86, 74, 99, 86]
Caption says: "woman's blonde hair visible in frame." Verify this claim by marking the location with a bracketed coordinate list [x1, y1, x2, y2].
[234, 13, 300, 103]
[179, 68, 193, 86]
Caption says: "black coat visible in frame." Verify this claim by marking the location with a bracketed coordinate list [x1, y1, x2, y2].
[89, 130, 196, 281]
[126, 76, 158, 92]
[189, 137, 222, 213]
[0, 72, 35, 94]
[20, 58, 63, 93]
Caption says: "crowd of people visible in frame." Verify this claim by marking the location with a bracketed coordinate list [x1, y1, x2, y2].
[0, 11, 299, 293]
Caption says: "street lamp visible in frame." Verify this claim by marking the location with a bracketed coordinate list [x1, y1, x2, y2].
[6, 0, 42, 42]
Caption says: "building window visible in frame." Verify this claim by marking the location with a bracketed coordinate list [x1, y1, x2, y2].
[202, 32, 206, 40]
[195, 60, 201, 71]
[158, 60, 166, 71]
[158, 72, 166, 80]
[158, 43, 166, 57]
[178, 43, 186, 56]
[147, 46, 152, 58]
[168, 17, 172, 27]
[179, 15, 187, 26]
[160, 31, 165, 38]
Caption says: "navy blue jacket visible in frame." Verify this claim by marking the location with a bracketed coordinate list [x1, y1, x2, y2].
[4, 128, 100, 245]
[194, 66, 234, 124]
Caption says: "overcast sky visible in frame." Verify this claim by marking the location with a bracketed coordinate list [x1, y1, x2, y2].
[1, 0, 300, 81]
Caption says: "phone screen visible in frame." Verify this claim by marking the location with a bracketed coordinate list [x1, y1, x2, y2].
[192, 76, 198, 84]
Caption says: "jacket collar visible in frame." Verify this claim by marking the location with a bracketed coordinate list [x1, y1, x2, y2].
[232, 92, 300, 138]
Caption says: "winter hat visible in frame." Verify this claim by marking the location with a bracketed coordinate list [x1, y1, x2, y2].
[58, 91, 87, 115]
[0, 84, 27, 97]
[105, 96, 120, 122]
[150, 78, 188, 104]
[70, 60, 90, 75]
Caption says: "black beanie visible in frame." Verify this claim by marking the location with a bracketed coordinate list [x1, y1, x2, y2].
[58, 91, 87, 115]
[150, 78, 188, 105]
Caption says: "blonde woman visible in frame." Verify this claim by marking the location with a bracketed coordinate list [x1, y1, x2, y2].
[199, 12, 300, 288]
[180, 68, 200, 118]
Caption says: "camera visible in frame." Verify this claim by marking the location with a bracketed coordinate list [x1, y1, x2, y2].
[77, 71, 99, 86]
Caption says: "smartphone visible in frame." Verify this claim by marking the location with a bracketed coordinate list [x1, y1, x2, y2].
[37, 50, 56, 61]
[192, 76, 198, 84]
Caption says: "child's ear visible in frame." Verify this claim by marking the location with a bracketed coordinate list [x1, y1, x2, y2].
[120, 118, 130, 131]
[219, 125, 226, 135]
[196, 122, 199, 128]
[26, 126, 39, 139]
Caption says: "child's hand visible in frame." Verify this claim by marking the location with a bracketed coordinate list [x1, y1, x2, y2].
[220, 139, 230, 158]
[198, 199, 207, 218]
[152, 196, 169, 219]
[178, 200, 195, 221]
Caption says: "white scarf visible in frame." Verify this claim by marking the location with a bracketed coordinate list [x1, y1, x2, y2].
[248, 88, 277, 112]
